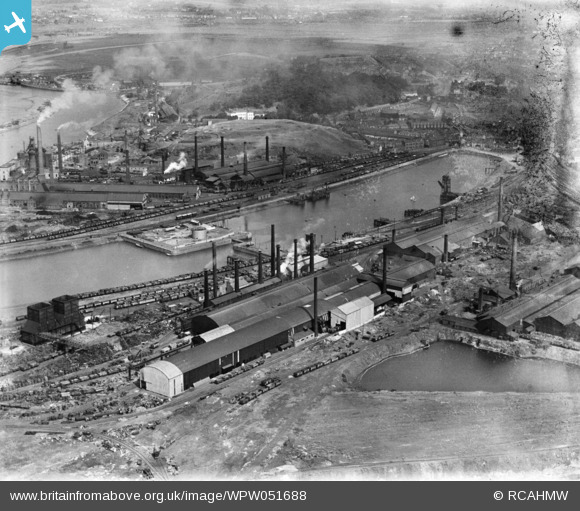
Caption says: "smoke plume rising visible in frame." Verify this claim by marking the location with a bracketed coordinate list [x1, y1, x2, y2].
[37, 79, 108, 125]
[164, 152, 188, 173]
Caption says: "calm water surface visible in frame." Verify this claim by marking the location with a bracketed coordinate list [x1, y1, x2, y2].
[359, 341, 580, 393]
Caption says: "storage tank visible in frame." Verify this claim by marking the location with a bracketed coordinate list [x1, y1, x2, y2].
[192, 226, 207, 240]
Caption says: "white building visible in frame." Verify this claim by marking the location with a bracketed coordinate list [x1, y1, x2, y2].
[227, 110, 255, 120]
[139, 360, 183, 398]
[330, 296, 374, 331]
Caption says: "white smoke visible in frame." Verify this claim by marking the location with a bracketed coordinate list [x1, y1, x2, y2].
[164, 152, 187, 174]
[280, 237, 308, 275]
[92, 65, 115, 90]
[37, 79, 108, 125]
[57, 120, 86, 131]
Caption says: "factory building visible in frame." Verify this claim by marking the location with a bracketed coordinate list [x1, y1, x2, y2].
[374, 255, 437, 302]
[141, 265, 385, 397]
[329, 296, 374, 331]
[477, 274, 580, 337]
[141, 360, 184, 398]
[48, 182, 199, 201]
[2, 191, 147, 210]
[523, 289, 580, 339]
[21, 295, 86, 345]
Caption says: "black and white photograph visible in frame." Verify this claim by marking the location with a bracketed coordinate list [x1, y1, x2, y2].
[1, 0, 580, 483]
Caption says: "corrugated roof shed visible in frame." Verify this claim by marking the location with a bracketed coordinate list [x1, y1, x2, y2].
[147, 360, 183, 380]
[167, 315, 293, 374]
[48, 182, 196, 194]
[208, 265, 361, 328]
[480, 275, 580, 328]
[388, 259, 435, 282]
[532, 290, 580, 326]
[199, 324, 235, 342]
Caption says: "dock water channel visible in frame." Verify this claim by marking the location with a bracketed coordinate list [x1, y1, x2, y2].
[1, 156, 474, 313]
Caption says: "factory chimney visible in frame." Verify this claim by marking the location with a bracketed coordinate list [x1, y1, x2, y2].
[57, 130, 63, 176]
[194, 135, 199, 174]
[294, 238, 298, 279]
[212, 242, 218, 299]
[220, 136, 225, 168]
[309, 233, 315, 274]
[281, 146, 286, 178]
[391, 228, 396, 243]
[497, 177, 504, 222]
[124, 130, 130, 184]
[36, 125, 43, 174]
[443, 234, 449, 263]
[313, 276, 318, 337]
[382, 244, 388, 294]
[125, 149, 131, 184]
[234, 259, 240, 292]
[270, 224, 276, 277]
[203, 270, 210, 308]
[258, 251, 263, 284]
[266, 136, 270, 162]
[509, 232, 518, 291]
[243, 142, 248, 175]
[276, 244, 281, 278]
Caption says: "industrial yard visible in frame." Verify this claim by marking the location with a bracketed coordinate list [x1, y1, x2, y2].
[1, 0, 580, 482]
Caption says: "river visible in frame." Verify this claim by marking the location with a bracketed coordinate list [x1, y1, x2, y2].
[0, 155, 476, 313]
[359, 341, 580, 393]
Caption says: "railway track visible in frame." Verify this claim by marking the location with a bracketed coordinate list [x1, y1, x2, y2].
[94, 433, 170, 481]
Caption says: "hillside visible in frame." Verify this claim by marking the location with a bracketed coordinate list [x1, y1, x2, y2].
[189, 119, 368, 160]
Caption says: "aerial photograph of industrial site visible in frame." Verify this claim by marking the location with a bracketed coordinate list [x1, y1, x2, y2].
[1, 0, 580, 481]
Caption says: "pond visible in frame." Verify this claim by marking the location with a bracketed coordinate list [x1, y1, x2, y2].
[358, 341, 580, 393]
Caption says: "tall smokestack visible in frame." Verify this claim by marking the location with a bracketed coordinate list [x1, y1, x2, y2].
[309, 233, 315, 274]
[382, 244, 388, 294]
[203, 270, 210, 308]
[243, 142, 248, 175]
[220, 136, 225, 168]
[294, 238, 298, 279]
[313, 277, 318, 337]
[270, 224, 275, 277]
[509, 232, 518, 291]
[234, 259, 240, 292]
[281, 146, 286, 178]
[266, 136, 270, 162]
[443, 234, 449, 263]
[36, 125, 43, 174]
[498, 177, 504, 222]
[125, 149, 130, 184]
[212, 242, 218, 299]
[57, 130, 63, 176]
[194, 135, 199, 173]
[276, 244, 281, 278]
[258, 251, 263, 284]
[391, 229, 396, 243]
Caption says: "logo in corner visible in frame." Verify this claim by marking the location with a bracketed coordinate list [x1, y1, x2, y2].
[0, 0, 31, 55]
